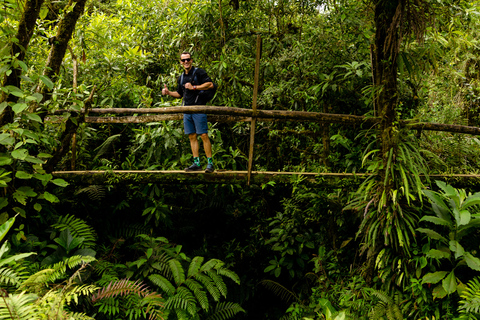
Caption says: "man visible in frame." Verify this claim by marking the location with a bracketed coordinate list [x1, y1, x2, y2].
[162, 51, 215, 173]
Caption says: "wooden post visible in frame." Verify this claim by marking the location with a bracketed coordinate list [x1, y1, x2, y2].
[248, 35, 261, 185]
[322, 103, 330, 167]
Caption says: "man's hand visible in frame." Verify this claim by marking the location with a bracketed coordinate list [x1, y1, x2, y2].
[162, 85, 170, 95]
[184, 82, 194, 90]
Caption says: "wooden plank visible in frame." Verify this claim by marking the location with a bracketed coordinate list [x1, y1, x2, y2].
[51, 170, 480, 188]
[52, 170, 367, 186]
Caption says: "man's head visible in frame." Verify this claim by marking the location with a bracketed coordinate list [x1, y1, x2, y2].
[180, 51, 192, 72]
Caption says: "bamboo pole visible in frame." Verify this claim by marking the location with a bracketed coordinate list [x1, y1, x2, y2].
[248, 35, 262, 185]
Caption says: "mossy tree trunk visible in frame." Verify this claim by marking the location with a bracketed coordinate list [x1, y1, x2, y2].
[0, 0, 45, 126]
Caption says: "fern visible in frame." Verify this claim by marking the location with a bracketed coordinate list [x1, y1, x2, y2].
[75, 185, 106, 201]
[20, 256, 96, 292]
[259, 279, 299, 304]
[52, 214, 97, 248]
[0, 291, 37, 320]
[149, 255, 242, 320]
[368, 289, 403, 320]
[459, 277, 480, 315]
[0, 267, 22, 287]
[205, 302, 246, 320]
[92, 278, 164, 320]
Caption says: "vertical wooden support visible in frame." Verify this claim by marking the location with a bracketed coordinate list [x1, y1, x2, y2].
[247, 35, 261, 185]
[322, 103, 330, 167]
[71, 133, 77, 170]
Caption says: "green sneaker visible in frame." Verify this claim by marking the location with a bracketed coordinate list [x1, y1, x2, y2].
[205, 163, 214, 173]
[185, 163, 202, 172]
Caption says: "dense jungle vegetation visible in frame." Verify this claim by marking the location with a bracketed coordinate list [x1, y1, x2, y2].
[3, 0, 480, 318]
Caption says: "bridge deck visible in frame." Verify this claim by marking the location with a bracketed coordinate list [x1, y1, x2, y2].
[51, 170, 480, 187]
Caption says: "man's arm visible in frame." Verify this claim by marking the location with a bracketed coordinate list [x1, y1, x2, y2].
[162, 85, 181, 98]
[185, 81, 213, 91]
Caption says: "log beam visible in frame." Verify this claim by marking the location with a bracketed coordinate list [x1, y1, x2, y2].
[49, 106, 480, 135]
[52, 170, 367, 187]
[51, 170, 480, 188]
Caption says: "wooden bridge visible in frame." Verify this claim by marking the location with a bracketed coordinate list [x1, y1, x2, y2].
[47, 36, 480, 187]
[49, 104, 480, 188]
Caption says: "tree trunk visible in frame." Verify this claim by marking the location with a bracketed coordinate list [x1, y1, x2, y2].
[37, 0, 88, 114]
[364, 0, 403, 284]
[0, 0, 45, 126]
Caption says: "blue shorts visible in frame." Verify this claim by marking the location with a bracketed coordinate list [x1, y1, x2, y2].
[184, 113, 208, 135]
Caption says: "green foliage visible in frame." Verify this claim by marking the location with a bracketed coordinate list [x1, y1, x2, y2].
[368, 289, 403, 320]
[41, 229, 96, 266]
[458, 277, 480, 318]
[92, 278, 164, 320]
[417, 181, 480, 299]
[51, 214, 97, 248]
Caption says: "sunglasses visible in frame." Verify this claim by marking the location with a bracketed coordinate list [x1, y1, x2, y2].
[180, 58, 191, 62]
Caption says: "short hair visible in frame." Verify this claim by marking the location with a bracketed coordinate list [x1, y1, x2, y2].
[181, 51, 192, 58]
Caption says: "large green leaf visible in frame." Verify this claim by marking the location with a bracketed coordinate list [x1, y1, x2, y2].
[0, 215, 16, 243]
[416, 228, 448, 243]
[426, 248, 450, 260]
[449, 240, 465, 259]
[442, 271, 457, 295]
[464, 252, 480, 271]
[419, 215, 451, 227]
[422, 271, 448, 284]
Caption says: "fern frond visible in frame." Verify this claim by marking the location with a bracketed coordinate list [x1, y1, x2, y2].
[194, 273, 221, 302]
[215, 268, 240, 285]
[92, 278, 149, 302]
[164, 292, 195, 311]
[259, 279, 298, 304]
[75, 185, 106, 202]
[185, 278, 209, 311]
[0, 267, 22, 287]
[46, 256, 96, 283]
[205, 302, 246, 320]
[200, 258, 222, 272]
[169, 259, 186, 286]
[188, 256, 204, 278]
[0, 291, 38, 320]
[459, 277, 480, 314]
[64, 284, 99, 305]
[149, 274, 176, 296]
[52, 215, 97, 248]
[66, 312, 95, 320]
[152, 252, 174, 277]
[206, 270, 228, 298]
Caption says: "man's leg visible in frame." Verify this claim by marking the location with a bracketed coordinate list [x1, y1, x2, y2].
[200, 133, 214, 173]
[184, 114, 202, 171]
[189, 133, 200, 157]
[200, 133, 212, 158]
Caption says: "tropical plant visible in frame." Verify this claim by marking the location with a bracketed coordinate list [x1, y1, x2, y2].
[148, 255, 244, 320]
[417, 180, 480, 299]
